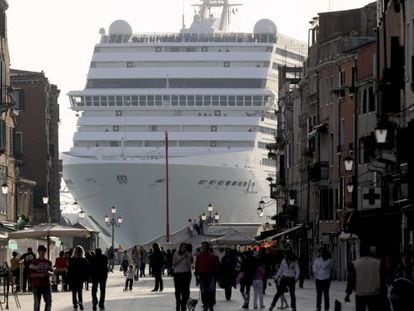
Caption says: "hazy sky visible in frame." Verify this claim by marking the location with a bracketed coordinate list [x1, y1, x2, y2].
[7, 0, 374, 152]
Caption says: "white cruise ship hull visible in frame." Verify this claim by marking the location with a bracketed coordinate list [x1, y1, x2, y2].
[62, 152, 273, 248]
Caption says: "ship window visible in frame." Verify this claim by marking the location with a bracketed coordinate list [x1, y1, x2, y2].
[139, 96, 146, 106]
[228, 96, 235, 106]
[236, 96, 244, 106]
[202, 47, 208, 52]
[196, 95, 203, 106]
[131, 95, 138, 106]
[218, 181, 224, 185]
[253, 96, 263, 106]
[245, 96, 252, 106]
[208, 180, 217, 185]
[198, 180, 208, 185]
[225, 181, 231, 186]
[108, 96, 115, 106]
[155, 46, 162, 52]
[210, 141, 217, 147]
[214, 110, 221, 116]
[127, 62, 134, 68]
[92, 96, 100, 106]
[147, 95, 155, 106]
[238, 182, 243, 186]
[211, 125, 217, 132]
[116, 96, 123, 106]
[232, 181, 237, 186]
[85, 96, 92, 106]
[179, 95, 186, 106]
[243, 182, 248, 187]
[113, 126, 119, 132]
[212, 96, 219, 106]
[155, 95, 162, 106]
[186, 47, 196, 52]
[150, 125, 157, 132]
[163, 95, 170, 105]
[188, 95, 195, 106]
[116, 110, 122, 116]
[172, 96, 178, 106]
[224, 61, 230, 67]
[124, 96, 131, 106]
[100, 96, 108, 106]
[204, 95, 211, 106]
[220, 96, 227, 106]
[110, 141, 119, 147]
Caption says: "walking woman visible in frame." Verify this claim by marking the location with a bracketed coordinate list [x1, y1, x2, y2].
[269, 249, 300, 311]
[150, 243, 165, 292]
[68, 246, 90, 310]
[172, 243, 193, 311]
[313, 247, 332, 311]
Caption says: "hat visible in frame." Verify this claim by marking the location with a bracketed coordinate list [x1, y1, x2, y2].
[38, 245, 47, 252]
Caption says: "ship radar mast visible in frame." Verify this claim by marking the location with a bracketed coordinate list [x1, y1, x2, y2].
[188, 0, 242, 33]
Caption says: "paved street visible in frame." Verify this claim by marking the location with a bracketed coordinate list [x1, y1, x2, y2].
[8, 270, 358, 311]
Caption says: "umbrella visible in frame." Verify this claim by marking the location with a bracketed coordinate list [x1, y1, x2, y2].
[212, 230, 257, 246]
[8, 223, 90, 258]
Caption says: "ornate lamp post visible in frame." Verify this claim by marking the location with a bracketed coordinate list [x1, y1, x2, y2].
[42, 196, 50, 223]
[208, 203, 213, 224]
[104, 206, 123, 251]
[214, 212, 220, 223]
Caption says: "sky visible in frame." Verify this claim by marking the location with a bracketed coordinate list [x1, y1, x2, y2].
[7, 0, 374, 152]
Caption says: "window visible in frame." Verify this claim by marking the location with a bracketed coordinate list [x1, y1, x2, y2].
[93, 96, 100, 106]
[124, 96, 131, 106]
[220, 96, 227, 106]
[196, 95, 203, 106]
[211, 125, 217, 132]
[110, 141, 119, 147]
[188, 96, 195, 106]
[238, 182, 243, 186]
[212, 96, 219, 106]
[100, 96, 108, 106]
[108, 96, 115, 106]
[116, 96, 123, 106]
[231, 181, 237, 186]
[218, 181, 224, 185]
[14, 131, 23, 157]
[150, 125, 157, 132]
[198, 180, 208, 185]
[116, 110, 122, 116]
[225, 181, 231, 186]
[179, 95, 186, 106]
[362, 89, 367, 114]
[208, 180, 217, 185]
[139, 96, 146, 106]
[237, 96, 244, 106]
[204, 95, 211, 106]
[368, 86, 375, 112]
[147, 96, 154, 106]
[224, 61, 230, 67]
[155, 46, 162, 52]
[113, 126, 119, 132]
[163, 95, 170, 105]
[228, 96, 235, 106]
[172, 95, 178, 106]
[210, 141, 217, 147]
[127, 62, 134, 68]
[253, 96, 262, 106]
[202, 47, 208, 52]
[85, 96, 92, 106]
[319, 188, 334, 220]
[245, 96, 252, 106]
[243, 182, 248, 187]
[131, 95, 138, 106]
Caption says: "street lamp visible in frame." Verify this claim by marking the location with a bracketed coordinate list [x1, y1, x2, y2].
[214, 212, 220, 223]
[289, 198, 295, 206]
[104, 205, 122, 251]
[201, 212, 207, 222]
[42, 196, 50, 223]
[208, 203, 213, 223]
[344, 156, 354, 172]
[1, 183, 7, 216]
[347, 181, 354, 193]
[375, 127, 388, 144]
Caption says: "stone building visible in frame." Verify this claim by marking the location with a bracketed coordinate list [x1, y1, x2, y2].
[11, 69, 61, 224]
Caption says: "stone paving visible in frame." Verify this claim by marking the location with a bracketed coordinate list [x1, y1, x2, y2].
[8, 270, 358, 311]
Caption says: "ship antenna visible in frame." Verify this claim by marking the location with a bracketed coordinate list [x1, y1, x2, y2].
[182, 0, 186, 30]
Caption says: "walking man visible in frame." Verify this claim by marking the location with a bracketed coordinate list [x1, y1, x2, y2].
[139, 246, 148, 277]
[29, 245, 53, 311]
[345, 244, 381, 311]
[195, 241, 220, 311]
[313, 247, 333, 311]
[20, 247, 36, 292]
[90, 248, 108, 311]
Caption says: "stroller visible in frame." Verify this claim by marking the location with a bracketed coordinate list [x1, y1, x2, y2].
[389, 277, 414, 311]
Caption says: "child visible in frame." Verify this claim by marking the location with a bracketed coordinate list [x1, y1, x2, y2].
[124, 265, 134, 291]
[252, 264, 265, 309]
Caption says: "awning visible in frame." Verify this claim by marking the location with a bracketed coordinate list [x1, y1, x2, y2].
[264, 224, 304, 241]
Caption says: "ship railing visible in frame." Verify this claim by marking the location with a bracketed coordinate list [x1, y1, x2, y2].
[101, 32, 277, 44]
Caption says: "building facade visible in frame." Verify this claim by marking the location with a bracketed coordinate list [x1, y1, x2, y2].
[11, 69, 61, 224]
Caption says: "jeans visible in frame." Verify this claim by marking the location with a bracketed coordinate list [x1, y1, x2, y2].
[92, 278, 107, 308]
[71, 282, 83, 307]
[153, 269, 163, 290]
[355, 295, 380, 311]
[199, 273, 216, 310]
[125, 278, 133, 290]
[316, 279, 331, 310]
[253, 280, 264, 308]
[271, 277, 296, 310]
[33, 286, 52, 311]
[173, 272, 191, 310]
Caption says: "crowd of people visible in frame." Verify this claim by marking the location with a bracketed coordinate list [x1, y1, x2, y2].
[8, 241, 414, 311]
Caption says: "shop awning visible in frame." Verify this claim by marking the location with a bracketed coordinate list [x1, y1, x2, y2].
[264, 224, 304, 241]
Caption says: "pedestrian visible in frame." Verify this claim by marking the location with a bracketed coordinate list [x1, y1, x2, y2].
[239, 251, 258, 309]
[298, 254, 306, 289]
[29, 245, 53, 311]
[133, 251, 141, 281]
[195, 241, 220, 311]
[345, 244, 381, 311]
[150, 243, 165, 292]
[131, 245, 139, 263]
[166, 249, 173, 276]
[53, 251, 69, 292]
[139, 246, 148, 277]
[20, 247, 36, 292]
[172, 243, 193, 311]
[124, 265, 135, 291]
[68, 245, 90, 310]
[10, 251, 20, 291]
[90, 248, 108, 311]
[220, 248, 237, 301]
[253, 262, 266, 310]
[117, 244, 123, 266]
[269, 249, 300, 311]
[106, 247, 115, 272]
[85, 251, 94, 291]
[121, 250, 130, 275]
[313, 247, 332, 311]
[187, 219, 194, 237]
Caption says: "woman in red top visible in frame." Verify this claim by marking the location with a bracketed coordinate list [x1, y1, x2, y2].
[54, 251, 68, 291]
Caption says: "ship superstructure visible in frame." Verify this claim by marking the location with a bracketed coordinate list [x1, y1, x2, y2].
[63, 0, 306, 247]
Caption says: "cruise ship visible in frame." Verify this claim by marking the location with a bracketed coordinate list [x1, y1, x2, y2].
[62, 0, 306, 248]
